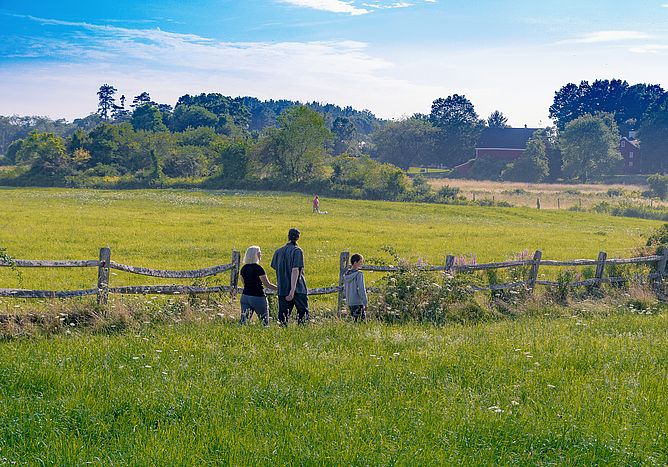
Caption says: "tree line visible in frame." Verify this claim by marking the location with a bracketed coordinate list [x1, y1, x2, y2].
[0, 78, 667, 192]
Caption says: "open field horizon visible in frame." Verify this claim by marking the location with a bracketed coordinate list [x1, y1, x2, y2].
[0, 187, 661, 295]
[1, 187, 667, 463]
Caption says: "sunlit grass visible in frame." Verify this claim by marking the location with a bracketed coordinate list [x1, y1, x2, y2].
[0, 187, 660, 296]
[0, 315, 666, 463]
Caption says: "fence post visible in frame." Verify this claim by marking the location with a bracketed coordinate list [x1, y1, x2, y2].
[527, 250, 542, 294]
[445, 255, 455, 273]
[97, 247, 111, 305]
[337, 251, 350, 317]
[594, 251, 607, 289]
[230, 250, 240, 299]
[654, 248, 668, 296]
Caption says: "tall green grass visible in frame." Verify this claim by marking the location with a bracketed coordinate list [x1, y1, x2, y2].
[0, 188, 660, 295]
[0, 315, 666, 464]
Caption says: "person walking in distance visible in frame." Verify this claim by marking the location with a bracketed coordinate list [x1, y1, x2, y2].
[312, 195, 320, 213]
[271, 228, 309, 325]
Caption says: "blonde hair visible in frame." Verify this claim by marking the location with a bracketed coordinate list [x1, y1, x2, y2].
[243, 246, 261, 265]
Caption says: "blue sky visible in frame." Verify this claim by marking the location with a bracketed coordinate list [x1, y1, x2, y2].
[1, 0, 668, 126]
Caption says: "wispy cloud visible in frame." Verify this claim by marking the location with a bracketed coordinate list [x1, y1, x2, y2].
[1, 15, 449, 119]
[629, 44, 668, 53]
[559, 30, 652, 44]
[277, 0, 432, 15]
[279, 0, 371, 15]
[363, 2, 413, 9]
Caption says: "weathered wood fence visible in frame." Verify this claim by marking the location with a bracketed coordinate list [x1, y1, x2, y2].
[1, 248, 667, 309]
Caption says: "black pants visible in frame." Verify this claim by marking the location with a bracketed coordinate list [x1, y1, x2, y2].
[349, 305, 366, 322]
[278, 293, 309, 325]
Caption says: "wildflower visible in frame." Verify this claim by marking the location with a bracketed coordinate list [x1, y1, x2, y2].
[488, 405, 504, 413]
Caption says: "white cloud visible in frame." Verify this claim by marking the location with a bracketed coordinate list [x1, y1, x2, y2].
[629, 44, 668, 53]
[0, 17, 447, 120]
[363, 2, 413, 9]
[560, 30, 652, 44]
[3, 15, 668, 127]
[278, 0, 370, 15]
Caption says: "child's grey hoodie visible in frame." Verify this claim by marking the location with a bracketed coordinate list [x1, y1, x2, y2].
[343, 269, 368, 306]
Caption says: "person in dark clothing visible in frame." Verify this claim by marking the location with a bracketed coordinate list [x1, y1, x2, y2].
[343, 253, 368, 321]
[239, 245, 277, 326]
[270, 228, 309, 325]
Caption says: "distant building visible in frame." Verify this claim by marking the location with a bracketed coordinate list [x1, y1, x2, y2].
[619, 136, 641, 174]
[475, 127, 539, 160]
[452, 127, 539, 177]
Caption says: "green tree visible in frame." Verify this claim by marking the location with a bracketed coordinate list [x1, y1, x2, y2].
[429, 94, 484, 167]
[371, 117, 437, 170]
[97, 84, 118, 121]
[560, 113, 622, 181]
[254, 106, 331, 183]
[330, 154, 409, 199]
[640, 94, 668, 172]
[67, 129, 90, 153]
[4, 139, 23, 165]
[214, 140, 250, 180]
[131, 105, 168, 132]
[132, 92, 155, 108]
[170, 105, 218, 132]
[501, 131, 549, 182]
[15, 131, 70, 178]
[331, 116, 356, 155]
[487, 110, 509, 128]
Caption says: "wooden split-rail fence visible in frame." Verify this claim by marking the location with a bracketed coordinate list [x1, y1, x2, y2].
[1, 248, 667, 311]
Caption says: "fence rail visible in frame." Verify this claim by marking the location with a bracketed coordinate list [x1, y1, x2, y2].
[1, 248, 667, 309]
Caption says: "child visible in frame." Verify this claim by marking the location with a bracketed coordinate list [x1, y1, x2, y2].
[343, 253, 368, 321]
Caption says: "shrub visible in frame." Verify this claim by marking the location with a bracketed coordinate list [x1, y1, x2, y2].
[545, 269, 576, 304]
[373, 250, 487, 325]
[437, 185, 460, 199]
[606, 187, 624, 197]
[647, 174, 668, 199]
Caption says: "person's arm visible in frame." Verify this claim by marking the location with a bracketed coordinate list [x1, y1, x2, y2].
[286, 267, 299, 301]
[260, 275, 277, 291]
[359, 273, 368, 307]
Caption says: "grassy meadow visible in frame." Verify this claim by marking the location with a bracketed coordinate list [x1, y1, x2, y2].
[1, 315, 667, 464]
[1, 188, 668, 463]
[0, 187, 661, 299]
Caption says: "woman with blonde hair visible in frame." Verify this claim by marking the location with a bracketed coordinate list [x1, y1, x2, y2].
[239, 245, 277, 325]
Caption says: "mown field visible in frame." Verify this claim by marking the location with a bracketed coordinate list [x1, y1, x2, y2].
[0, 188, 661, 301]
[1, 188, 667, 463]
[1, 316, 667, 464]
[427, 178, 660, 210]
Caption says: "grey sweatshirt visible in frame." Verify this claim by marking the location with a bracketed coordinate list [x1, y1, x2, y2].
[343, 269, 368, 306]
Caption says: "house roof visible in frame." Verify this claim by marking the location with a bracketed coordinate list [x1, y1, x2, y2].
[621, 137, 640, 148]
[476, 127, 539, 150]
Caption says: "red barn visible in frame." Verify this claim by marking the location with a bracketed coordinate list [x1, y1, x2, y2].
[452, 127, 538, 177]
